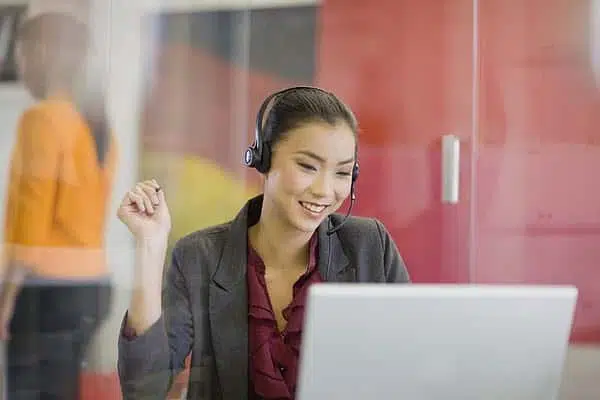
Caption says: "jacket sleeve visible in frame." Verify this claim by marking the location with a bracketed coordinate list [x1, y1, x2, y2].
[117, 246, 194, 399]
[374, 219, 411, 283]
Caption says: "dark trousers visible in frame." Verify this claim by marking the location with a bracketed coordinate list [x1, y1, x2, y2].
[6, 282, 111, 400]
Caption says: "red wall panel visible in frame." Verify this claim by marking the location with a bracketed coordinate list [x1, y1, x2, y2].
[476, 0, 600, 342]
[317, 0, 474, 284]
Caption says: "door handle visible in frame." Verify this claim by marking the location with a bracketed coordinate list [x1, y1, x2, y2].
[441, 134, 460, 204]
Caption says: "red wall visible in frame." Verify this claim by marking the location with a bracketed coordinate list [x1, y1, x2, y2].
[318, 0, 600, 342]
[318, 0, 474, 283]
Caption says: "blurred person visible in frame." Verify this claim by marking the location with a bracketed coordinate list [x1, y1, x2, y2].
[0, 12, 117, 399]
[116, 86, 410, 399]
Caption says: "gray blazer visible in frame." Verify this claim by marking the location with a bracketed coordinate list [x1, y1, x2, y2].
[117, 195, 409, 400]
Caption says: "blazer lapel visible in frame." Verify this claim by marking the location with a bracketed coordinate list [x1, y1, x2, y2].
[209, 199, 256, 400]
[317, 219, 353, 282]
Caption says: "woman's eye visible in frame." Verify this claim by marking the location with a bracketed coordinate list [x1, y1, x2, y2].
[337, 171, 352, 177]
[298, 162, 317, 171]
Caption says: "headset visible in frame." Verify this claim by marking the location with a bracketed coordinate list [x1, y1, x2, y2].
[243, 86, 359, 236]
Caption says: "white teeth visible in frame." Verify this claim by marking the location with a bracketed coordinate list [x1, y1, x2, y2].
[300, 202, 327, 213]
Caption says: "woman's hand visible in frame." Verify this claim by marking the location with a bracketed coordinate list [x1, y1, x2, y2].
[118, 179, 171, 333]
[117, 179, 171, 242]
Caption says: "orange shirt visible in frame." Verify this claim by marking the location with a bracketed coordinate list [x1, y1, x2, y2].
[3, 97, 117, 279]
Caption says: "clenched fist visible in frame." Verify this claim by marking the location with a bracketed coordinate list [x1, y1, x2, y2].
[117, 179, 171, 241]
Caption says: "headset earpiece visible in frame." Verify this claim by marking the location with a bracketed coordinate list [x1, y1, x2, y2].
[243, 145, 263, 172]
[243, 146, 256, 168]
[352, 161, 360, 183]
[349, 161, 359, 201]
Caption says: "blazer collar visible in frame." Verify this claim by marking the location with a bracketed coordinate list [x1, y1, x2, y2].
[211, 196, 257, 291]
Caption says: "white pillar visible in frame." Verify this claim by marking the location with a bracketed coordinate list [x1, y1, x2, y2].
[83, 0, 147, 372]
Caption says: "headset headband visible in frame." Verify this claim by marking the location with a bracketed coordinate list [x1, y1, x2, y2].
[244, 85, 358, 185]
[252, 86, 327, 162]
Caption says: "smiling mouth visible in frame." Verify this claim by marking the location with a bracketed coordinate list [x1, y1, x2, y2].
[299, 201, 328, 214]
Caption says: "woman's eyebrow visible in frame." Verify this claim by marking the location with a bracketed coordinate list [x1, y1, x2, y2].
[294, 150, 354, 166]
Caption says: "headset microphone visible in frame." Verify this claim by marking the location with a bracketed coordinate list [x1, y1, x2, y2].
[326, 180, 357, 236]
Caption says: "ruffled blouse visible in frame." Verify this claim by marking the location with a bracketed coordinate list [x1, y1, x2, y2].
[247, 233, 322, 400]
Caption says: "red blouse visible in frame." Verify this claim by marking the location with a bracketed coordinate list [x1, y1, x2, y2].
[247, 233, 322, 400]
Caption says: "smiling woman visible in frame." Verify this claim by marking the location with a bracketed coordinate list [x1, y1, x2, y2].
[115, 86, 410, 400]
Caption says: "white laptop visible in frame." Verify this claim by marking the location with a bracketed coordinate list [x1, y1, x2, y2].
[296, 284, 577, 400]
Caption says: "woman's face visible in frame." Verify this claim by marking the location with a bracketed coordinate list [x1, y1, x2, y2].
[263, 120, 356, 233]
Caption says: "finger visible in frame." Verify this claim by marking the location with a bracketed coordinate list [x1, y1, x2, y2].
[141, 179, 161, 195]
[127, 191, 146, 213]
[137, 182, 160, 205]
[149, 179, 161, 191]
[156, 185, 166, 204]
[135, 186, 155, 215]
[119, 190, 135, 209]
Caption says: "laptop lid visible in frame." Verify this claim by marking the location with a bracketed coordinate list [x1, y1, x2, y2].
[297, 284, 577, 400]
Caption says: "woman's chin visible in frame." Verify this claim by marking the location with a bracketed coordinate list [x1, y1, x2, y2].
[288, 206, 330, 233]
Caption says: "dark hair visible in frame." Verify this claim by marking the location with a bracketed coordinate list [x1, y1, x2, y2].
[18, 13, 111, 166]
[262, 87, 358, 148]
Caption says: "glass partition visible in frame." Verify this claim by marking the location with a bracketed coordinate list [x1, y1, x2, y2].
[14, 0, 595, 398]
